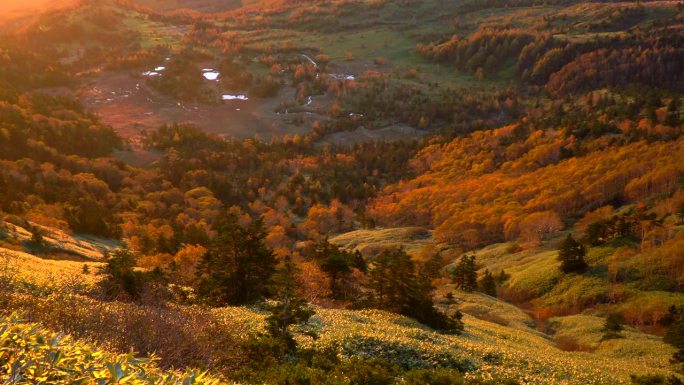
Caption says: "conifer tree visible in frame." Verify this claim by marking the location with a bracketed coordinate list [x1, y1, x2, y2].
[663, 306, 684, 364]
[196, 213, 277, 305]
[264, 255, 316, 352]
[451, 255, 477, 292]
[601, 313, 625, 340]
[478, 269, 497, 297]
[99, 249, 145, 300]
[421, 252, 445, 280]
[557, 234, 588, 274]
[369, 248, 463, 334]
[312, 238, 366, 299]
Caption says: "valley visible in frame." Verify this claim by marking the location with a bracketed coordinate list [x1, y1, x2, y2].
[0, 0, 683, 383]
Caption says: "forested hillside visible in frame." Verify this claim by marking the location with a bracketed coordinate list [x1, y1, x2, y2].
[0, 0, 683, 383]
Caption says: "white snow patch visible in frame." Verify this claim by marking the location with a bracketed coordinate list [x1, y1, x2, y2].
[203, 71, 220, 81]
[222, 94, 248, 101]
[330, 74, 355, 81]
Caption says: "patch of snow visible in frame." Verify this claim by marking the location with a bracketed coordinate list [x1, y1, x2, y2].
[203, 71, 220, 81]
[142, 71, 160, 76]
[330, 74, 355, 81]
[222, 94, 249, 101]
[154, 66, 166, 71]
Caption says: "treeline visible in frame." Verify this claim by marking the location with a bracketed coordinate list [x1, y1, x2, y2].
[418, 23, 684, 94]
[326, 73, 522, 135]
[0, 38, 71, 91]
[455, 0, 578, 13]
[369, 89, 684, 248]
[417, 28, 536, 77]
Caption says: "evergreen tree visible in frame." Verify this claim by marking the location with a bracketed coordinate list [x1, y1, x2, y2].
[196, 213, 277, 305]
[496, 269, 511, 284]
[601, 313, 625, 340]
[99, 249, 146, 300]
[478, 269, 497, 297]
[368, 248, 463, 334]
[263, 255, 316, 353]
[451, 255, 477, 292]
[663, 306, 684, 364]
[557, 234, 588, 274]
[665, 97, 681, 126]
[369, 249, 417, 310]
[421, 252, 445, 280]
[583, 221, 608, 246]
[312, 238, 366, 299]
[30, 225, 46, 248]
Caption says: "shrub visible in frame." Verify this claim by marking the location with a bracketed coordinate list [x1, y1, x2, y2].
[554, 336, 595, 352]
[401, 368, 465, 384]
[601, 313, 625, 341]
[0, 313, 224, 384]
[99, 249, 151, 300]
[558, 234, 588, 274]
[630, 374, 683, 385]
[0, 292, 244, 372]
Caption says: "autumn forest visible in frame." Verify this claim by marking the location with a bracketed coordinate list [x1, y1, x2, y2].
[0, 0, 683, 384]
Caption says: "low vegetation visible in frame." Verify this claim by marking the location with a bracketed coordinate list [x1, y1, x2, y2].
[0, 0, 683, 382]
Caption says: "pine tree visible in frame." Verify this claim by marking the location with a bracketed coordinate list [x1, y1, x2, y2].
[368, 248, 463, 334]
[663, 306, 684, 364]
[478, 269, 497, 297]
[496, 269, 510, 284]
[368, 249, 415, 309]
[601, 313, 625, 340]
[264, 255, 315, 352]
[451, 255, 477, 292]
[196, 213, 277, 305]
[312, 238, 366, 299]
[99, 249, 145, 300]
[30, 225, 46, 248]
[665, 97, 681, 126]
[421, 252, 445, 280]
[557, 234, 588, 274]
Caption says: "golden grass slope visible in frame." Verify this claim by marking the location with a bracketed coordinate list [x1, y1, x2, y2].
[2, 220, 117, 261]
[1, 245, 679, 384]
[330, 226, 435, 257]
[211, 305, 677, 384]
[0, 246, 102, 291]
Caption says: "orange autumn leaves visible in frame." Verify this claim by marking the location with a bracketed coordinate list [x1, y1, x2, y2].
[369, 126, 684, 248]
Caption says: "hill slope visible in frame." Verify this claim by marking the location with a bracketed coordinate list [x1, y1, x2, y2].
[0, 247, 678, 384]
